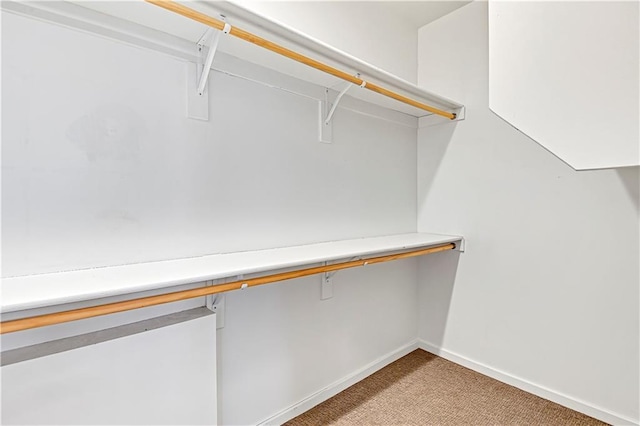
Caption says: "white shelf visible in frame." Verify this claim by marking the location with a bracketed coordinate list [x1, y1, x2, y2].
[2, 0, 464, 119]
[1, 233, 462, 314]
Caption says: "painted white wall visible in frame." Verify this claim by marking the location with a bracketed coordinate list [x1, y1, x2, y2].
[487, 1, 639, 170]
[1, 313, 217, 425]
[1, 10, 418, 425]
[2, 11, 416, 278]
[230, 0, 419, 83]
[417, 2, 639, 424]
[219, 258, 418, 424]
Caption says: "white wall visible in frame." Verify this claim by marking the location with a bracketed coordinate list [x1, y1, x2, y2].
[230, 0, 419, 83]
[417, 2, 639, 424]
[1, 11, 419, 425]
[488, 1, 639, 170]
[2, 12, 416, 277]
[219, 259, 418, 424]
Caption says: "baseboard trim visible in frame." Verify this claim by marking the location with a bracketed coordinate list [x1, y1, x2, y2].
[257, 339, 420, 425]
[418, 340, 639, 426]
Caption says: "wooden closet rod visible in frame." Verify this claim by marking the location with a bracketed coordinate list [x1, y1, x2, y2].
[0, 243, 455, 334]
[145, 0, 457, 120]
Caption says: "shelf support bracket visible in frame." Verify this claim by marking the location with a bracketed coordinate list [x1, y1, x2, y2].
[187, 17, 230, 121]
[319, 89, 333, 143]
[324, 82, 353, 125]
[319, 74, 363, 143]
[206, 280, 226, 329]
[321, 261, 333, 300]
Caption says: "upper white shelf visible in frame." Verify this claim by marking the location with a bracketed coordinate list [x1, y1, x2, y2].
[3, 0, 463, 119]
[1, 233, 462, 314]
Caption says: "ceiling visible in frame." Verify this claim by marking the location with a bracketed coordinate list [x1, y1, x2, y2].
[231, 1, 472, 31]
[343, 1, 472, 29]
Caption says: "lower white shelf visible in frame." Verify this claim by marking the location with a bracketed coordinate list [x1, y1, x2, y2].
[1, 232, 462, 314]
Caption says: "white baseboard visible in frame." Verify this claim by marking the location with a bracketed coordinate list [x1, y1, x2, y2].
[418, 340, 639, 426]
[257, 340, 420, 426]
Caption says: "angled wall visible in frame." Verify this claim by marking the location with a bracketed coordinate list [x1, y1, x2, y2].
[488, 1, 639, 170]
[417, 2, 639, 424]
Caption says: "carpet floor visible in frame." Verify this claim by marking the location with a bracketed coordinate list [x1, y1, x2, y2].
[285, 349, 606, 425]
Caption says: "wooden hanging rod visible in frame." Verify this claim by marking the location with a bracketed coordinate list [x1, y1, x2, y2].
[144, 0, 457, 120]
[0, 243, 455, 334]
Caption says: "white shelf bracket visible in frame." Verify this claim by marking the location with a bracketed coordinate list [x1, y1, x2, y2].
[318, 89, 333, 143]
[319, 74, 363, 143]
[205, 280, 226, 329]
[418, 106, 465, 128]
[205, 279, 216, 312]
[320, 256, 361, 299]
[321, 270, 333, 300]
[324, 82, 353, 125]
[187, 17, 230, 120]
[197, 22, 228, 96]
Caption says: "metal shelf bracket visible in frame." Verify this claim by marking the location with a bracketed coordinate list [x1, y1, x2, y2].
[319, 74, 363, 143]
[206, 280, 226, 329]
[187, 17, 230, 120]
[321, 271, 333, 300]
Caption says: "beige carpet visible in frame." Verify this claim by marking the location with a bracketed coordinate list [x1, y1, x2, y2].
[285, 350, 606, 425]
